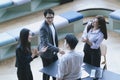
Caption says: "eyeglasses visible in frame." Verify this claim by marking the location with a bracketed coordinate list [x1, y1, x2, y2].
[46, 17, 54, 19]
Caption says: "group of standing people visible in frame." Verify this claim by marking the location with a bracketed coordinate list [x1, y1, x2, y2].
[15, 8, 108, 80]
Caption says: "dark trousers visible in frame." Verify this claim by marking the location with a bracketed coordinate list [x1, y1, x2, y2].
[17, 68, 33, 80]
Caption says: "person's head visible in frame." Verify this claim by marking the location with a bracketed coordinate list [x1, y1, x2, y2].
[19, 28, 32, 47]
[91, 15, 108, 40]
[44, 8, 54, 25]
[64, 33, 78, 50]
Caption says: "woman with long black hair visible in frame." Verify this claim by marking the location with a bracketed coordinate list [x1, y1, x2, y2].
[81, 15, 108, 80]
[15, 28, 47, 80]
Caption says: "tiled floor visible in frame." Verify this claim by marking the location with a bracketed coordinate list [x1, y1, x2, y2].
[0, 0, 120, 80]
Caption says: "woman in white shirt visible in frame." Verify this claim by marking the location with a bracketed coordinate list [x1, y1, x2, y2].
[81, 15, 108, 80]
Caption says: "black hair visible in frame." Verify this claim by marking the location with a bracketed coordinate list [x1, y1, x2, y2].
[87, 23, 93, 33]
[65, 33, 78, 50]
[44, 8, 54, 17]
[19, 28, 30, 49]
[87, 15, 108, 40]
[96, 15, 108, 40]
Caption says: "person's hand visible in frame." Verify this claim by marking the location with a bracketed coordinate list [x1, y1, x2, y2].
[31, 48, 39, 58]
[82, 37, 92, 46]
[32, 48, 38, 55]
[81, 37, 87, 42]
[40, 46, 48, 53]
[59, 48, 65, 55]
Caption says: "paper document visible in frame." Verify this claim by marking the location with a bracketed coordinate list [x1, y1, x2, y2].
[81, 68, 89, 78]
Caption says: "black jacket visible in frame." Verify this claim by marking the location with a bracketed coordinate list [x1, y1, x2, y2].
[39, 21, 59, 59]
[15, 45, 33, 69]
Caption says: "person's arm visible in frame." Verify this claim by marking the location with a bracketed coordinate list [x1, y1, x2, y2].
[40, 26, 59, 53]
[90, 33, 104, 49]
[31, 50, 38, 59]
[84, 32, 104, 49]
[84, 38, 92, 46]
[81, 22, 91, 42]
[38, 46, 48, 54]
[57, 57, 66, 80]
[16, 48, 33, 68]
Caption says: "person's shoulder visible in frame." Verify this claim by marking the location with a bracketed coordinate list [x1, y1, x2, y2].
[60, 53, 69, 62]
[40, 21, 45, 27]
[61, 53, 68, 58]
[16, 44, 20, 50]
[16, 44, 23, 52]
[40, 23, 47, 31]
[76, 51, 84, 57]
[16, 45, 22, 53]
